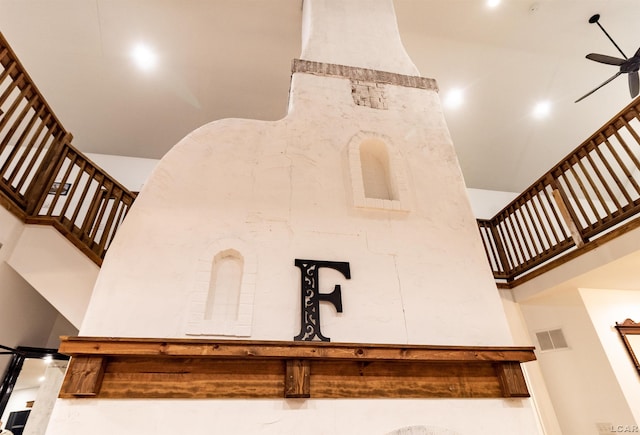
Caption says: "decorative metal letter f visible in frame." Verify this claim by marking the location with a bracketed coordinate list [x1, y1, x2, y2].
[294, 259, 351, 342]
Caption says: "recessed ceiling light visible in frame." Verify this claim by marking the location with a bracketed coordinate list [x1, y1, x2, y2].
[38, 376, 46, 382]
[444, 88, 465, 109]
[533, 100, 551, 118]
[131, 43, 158, 72]
[487, 0, 501, 8]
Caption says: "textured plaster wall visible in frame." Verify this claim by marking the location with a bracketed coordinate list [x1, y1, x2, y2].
[50, 1, 541, 433]
[64, 73, 541, 435]
[81, 71, 512, 346]
[49, 398, 537, 435]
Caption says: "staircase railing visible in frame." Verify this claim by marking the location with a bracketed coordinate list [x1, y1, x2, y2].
[0, 33, 135, 266]
[478, 96, 640, 287]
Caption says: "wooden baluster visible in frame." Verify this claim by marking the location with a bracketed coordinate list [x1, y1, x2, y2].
[550, 182, 586, 248]
[566, 155, 602, 226]
[478, 223, 496, 272]
[505, 207, 529, 264]
[58, 158, 87, 223]
[520, 196, 544, 256]
[601, 132, 640, 198]
[495, 219, 517, 273]
[582, 146, 621, 213]
[611, 122, 639, 166]
[488, 220, 510, 275]
[515, 199, 540, 260]
[539, 182, 568, 243]
[557, 167, 591, 228]
[574, 151, 611, 218]
[619, 117, 640, 155]
[103, 199, 128, 253]
[88, 179, 112, 240]
[527, 188, 553, 251]
[46, 151, 76, 218]
[69, 166, 97, 229]
[477, 222, 498, 273]
[0, 81, 31, 134]
[0, 91, 38, 156]
[0, 62, 18, 97]
[13, 114, 54, 193]
[592, 140, 632, 206]
[24, 131, 70, 215]
[1, 101, 45, 181]
[97, 187, 124, 254]
[80, 174, 106, 242]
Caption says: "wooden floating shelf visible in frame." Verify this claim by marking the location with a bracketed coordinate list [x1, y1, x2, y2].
[58, 336, 536, 400]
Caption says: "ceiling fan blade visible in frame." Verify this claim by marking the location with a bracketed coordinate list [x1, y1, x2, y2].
[575, 71, 623, 103]
[586, 53, 625, 65]
[630, 71, 639, 98]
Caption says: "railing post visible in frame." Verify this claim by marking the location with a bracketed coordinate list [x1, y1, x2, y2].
[549, 179, 586, 248]
[488, 220, 512, 277]
[24, 132, 72, 216]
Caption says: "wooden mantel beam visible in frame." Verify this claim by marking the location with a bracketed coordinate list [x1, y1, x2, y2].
[58, 337, 536, 400]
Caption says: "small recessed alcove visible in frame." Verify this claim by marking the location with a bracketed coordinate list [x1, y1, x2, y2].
[347, 132, 410, 211]
[186, 240, 257, 337]
[360, 139, 396, 201]
[205, 249, 244, 321]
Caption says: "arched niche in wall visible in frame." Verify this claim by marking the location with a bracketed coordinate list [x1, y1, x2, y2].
[185, 239, 257, 337]
[204, 249, 244, 321]
[347, 131, 410, 211]
[360, 139, 394, 200]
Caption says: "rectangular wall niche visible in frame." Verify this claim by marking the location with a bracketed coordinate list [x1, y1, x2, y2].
[58, 337, 535, 399]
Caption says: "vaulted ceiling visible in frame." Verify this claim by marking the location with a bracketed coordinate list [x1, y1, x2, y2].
[1, 0, 639, 192]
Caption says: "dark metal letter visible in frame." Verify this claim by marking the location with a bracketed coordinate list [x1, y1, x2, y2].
[294, 259, 351, 342]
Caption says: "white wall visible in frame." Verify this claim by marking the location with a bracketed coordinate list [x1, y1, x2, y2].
[23, 361, 68, 435]
[579, 288, 640, 426]
[0, 208, 74, 371]
[45, 315, 77, 349]
[7, 226, 99, 328]
[49, 398, 538, 435]
[498, 288, 562, 435]
[519, 288, 636, 435]
[1, 387, 36, 426]
[85, 153, 158, 193]
[466, 188, 518, 219]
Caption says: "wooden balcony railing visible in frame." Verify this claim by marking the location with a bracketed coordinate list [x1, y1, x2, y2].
[478, 96, 640, 287]
[0, 33, 135, 266]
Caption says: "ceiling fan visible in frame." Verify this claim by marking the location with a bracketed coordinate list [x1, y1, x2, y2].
[575, 14, 640, 103]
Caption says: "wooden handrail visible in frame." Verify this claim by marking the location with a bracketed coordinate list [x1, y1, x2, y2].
[479, 95, 640, 287]
[0, 32, 135, 266]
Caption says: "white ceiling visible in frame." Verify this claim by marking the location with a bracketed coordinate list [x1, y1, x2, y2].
[1, 0, 639, 192]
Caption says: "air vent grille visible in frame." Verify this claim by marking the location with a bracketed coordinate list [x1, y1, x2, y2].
[535, 328, 568, 351]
